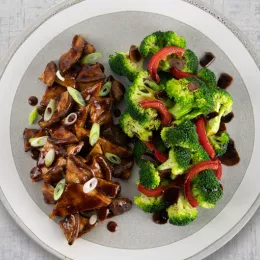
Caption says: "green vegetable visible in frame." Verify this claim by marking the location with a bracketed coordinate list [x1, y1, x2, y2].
[208, 131, 230, 157]
[67, 87, 86, 106]
[105, 152, 121, 164]
[191, 169, 223, 209]
[190, 146, 210, 165]
[134, 194, 169, 213]
[157, 147, 191, 178]
[182, 49, 199, 74]
[89, 123, 100, 146]
[44, 148, 55, 167]
[54, 179, 66, 201]
[100, 82, 112, 97]
[44, 99, 56, 121]
[120, 112, 152, 141]
[163, 31, 186, 48]
[198, 68, 217, 89]
[167, 194, 198, 226]
[166, 77, 214, 123]
[206, 88, 233, 136]
[109, 51, 144, 81]
[81, 52, 102, 64]
[28, 107, 38, 125]
[133, 140, 151, 165]
[29, 136, 48, 147]
[139, 161, 160, 189]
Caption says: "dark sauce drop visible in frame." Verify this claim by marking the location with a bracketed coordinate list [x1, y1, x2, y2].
[162, 186, 180, 204]
[219, 138, 240, 166]
[221, 112, 234, 123]
[217, 73, 233, 89]
[113, 108, 121, 118]
[206, 112, 219, 120]
[107, 221, 118, 232]
[31, 149, 40, 160]
[152, 210, 169, 225]
[219, 122, 227, 132]
[30, 167, 42, 182]
[28, 96, 38, 106]
[200, 52, 215, 67]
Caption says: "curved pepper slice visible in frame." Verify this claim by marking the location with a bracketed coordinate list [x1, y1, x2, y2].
[139, 100, 172, 127]
[143, 141, 168, 163]
[138, 184, 163, 197]
[148, 46, 185, 83]
[184, 160, 220, 207]
[195, 118, 215, 159]
[170, 67, 199, 79]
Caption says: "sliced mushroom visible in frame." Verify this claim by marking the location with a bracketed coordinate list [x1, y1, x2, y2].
[129, 45, 142, 63]
[108, 198, 132, 216]
[66, 155, 94, 184]
[87, 143, 103, 161]
[41, 183, 55, 204]
[89, 97, 113, 126]
[94, 154, 112, 181]
[112, 156, 134, 180]
[40, 84, 66, 107]
[110, 78, 125, 103]
[66, 141, 84, 156]
[23, 128, 49, 152]
[48, 126, 79, 145]
[40, 61, 57, 87]
[42, 166, 64, 185]
[76, 63, 105, 84]
[59, 213, 80, 245]
[55, 70, 77, 88]
[96, 178, 120, 198]
[30, 167, 42, 182]
[51, 184, 112, 217]
[39, 91, 74, 128]
[81, 81, 103, 101]
[78, 215, 97, 237]
[59, 35, 85, 74]
[83, 41, 96, 55]
[74, 105, 89, 130]
[89, 157, 105, 179]
[75, 127, 90, 141]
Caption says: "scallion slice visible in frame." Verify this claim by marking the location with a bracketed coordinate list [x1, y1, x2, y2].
[44, 149, 55, 167]
[54, 178, 66, 201]
[28, 107, 38, 125]
[44, 99, 56, 121]
[89, 123, 100, 146]
[67, 87, 86, 106]
[29, 136, 48, 147]
[81, 52, 102, 64]
[105, 152, 121, 164]
[99, 82, 112, 97]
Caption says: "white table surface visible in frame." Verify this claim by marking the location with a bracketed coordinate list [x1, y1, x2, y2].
[0, 0, 260, 259]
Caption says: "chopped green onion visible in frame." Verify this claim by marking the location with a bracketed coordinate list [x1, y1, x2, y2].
[44, 149, 55, 167]
[67, 87, 86, 106]
[29, 136, 48, 147]
[44, 99, 56, 121]
[54, 178, 66, 201]
[105, 152, 121, 164]
[100, 82, 112, 97]
[81, 52, 102, 64]
[89, 123, 100, 146]
[28, 107, 38, 125]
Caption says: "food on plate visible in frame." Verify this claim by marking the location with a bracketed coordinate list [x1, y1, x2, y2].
[109, 30, 239, 226]
[23, 35, 133, 245]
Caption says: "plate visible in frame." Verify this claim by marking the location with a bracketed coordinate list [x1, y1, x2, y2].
[0, 0, 260, 259]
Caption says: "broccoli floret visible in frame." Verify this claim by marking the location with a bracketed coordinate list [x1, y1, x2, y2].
[133, 140, 151, 165]
[158, 147, 191, 178]
[109, 52, 144, 81]
[125, 71, 161, 130]
[120, 112, 152, 141]
[161, 120, 201, 151]
[166, 77, 214, 123]
[206, 88, 233, 136]
[182, 49, 199, 74]
[163, 31, 186, 49]
[209, 131, 230, 157]
[198, 68, 217, 89]
[139, 31, 165, 57]
[191, 169, 223, 209]
[154, 138, 168, 153]
[139, 161, 160, 189]
[134, 194, 170, 213]
[190, 146, 210, 165]
[167, 194, 198, 226]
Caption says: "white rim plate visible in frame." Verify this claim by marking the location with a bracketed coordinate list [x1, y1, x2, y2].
[0, 0, 260, 259]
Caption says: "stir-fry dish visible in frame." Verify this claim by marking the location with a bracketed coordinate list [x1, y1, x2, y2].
[24, 35, 134, 245]
[23, 31, 240, 244]
[109, 31, 239, 226]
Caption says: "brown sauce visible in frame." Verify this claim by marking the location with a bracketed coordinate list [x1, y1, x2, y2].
[155, 91, 168, 102]
[221, 112, 234, 123]
[31, 149, 40, 160]
[107, 221, 118, 232]
[162, 186, 180, 204]
[219, 138, 240, 166]
[152, 210, 168, 225]
[200, 52, 215, 67]
[113, 108, 121, 118]
[97, 207, 109, 222]
[206, 112, 219, 121]
[188, 81, 200, 92]
[28, 96, 38, 106]
[219, 122, 227, 132]
[217, 73, 233, 89]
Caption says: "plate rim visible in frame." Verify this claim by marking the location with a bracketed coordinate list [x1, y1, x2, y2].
[0, 0, 259, 260]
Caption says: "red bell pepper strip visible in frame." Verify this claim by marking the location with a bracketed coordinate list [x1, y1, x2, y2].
[138, 184, 163, 197]
[170, 67, 199, 79]
[215, 158, 223, 180]
[148, 46, 185, 83]
[143, 141, 168, 163]
[139, 100, 172, 127]
[195, 118, 216, 159]
[184, 160, 219, 207]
